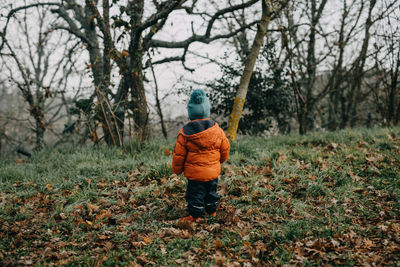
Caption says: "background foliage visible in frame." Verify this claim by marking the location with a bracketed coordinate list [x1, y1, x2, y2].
[208, 42, 294, 135]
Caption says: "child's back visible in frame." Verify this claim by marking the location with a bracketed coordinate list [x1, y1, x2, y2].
[173, 118, 229, 181]
[172, 89, 230, 221]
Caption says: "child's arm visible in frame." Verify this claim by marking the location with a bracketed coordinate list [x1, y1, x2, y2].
[220, 129, 230, 163]
[172, 132, 187, 174]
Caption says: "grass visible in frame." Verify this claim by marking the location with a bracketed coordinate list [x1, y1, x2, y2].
[0, 126, 399, 266]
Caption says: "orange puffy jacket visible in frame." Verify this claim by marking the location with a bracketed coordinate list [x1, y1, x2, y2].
[172, 119, 230, 182]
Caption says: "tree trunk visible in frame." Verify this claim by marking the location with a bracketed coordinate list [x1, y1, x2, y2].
[341, 0, 376, 129]
[226, 0, 272, 141]
[84, 0, 123, 146]
[327, 1, 348, 131]
[156, 98, 168, 139]
[388, 50, 400, 125]
[130, 67, 149, 141]
[150, 59, 168, 139]
[127, 0, 149, 141]
[284, 0, 327, 135]
[101, 0, 121, 145]
[298, 104, 308, 135]
[114, 75, 129, 139]
[395, 100, 400, 125]
[28, 104, 46, 150]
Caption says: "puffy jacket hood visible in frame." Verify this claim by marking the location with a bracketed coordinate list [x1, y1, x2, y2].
[183, 123, 220, 149]
[182, 119, 217, 148]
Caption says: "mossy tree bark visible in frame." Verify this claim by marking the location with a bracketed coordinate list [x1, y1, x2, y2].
[226, 0, 273, 141]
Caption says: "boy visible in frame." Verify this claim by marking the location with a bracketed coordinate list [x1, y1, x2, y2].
[172, 89, 230, 222]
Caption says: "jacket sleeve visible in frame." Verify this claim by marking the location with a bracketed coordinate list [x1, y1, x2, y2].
[172, 132, 187, 174]
[220, 129, 230, 163]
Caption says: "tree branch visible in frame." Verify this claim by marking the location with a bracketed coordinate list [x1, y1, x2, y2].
[51, 7, 92, 45]
[140, 0, 186, 31]
[204, 0, 258, 39]
[0, 2, 61, 52]
[150, 20, 258, 48]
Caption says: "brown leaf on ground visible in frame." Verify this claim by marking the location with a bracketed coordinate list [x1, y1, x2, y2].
[214, 239, 223, 250]
[163, 148, 172, 156]
[45, 183, 53, 192]
[177, 218, 194, 232]
[87, 203, 99, 214]
[15, 158, 26, 164]
[324, 142, 338, 151]
[281, 175, 299, 184]
[159, 227, 191, 239]
[214, 251, 225, 267]
[218, 182, 228, 196]
[277, 154, 287, 165]
[143, 237, 152, 244]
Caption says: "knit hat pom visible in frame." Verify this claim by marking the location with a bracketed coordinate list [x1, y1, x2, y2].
[190, 90, 205, 104]
[187, 89, 210, 120]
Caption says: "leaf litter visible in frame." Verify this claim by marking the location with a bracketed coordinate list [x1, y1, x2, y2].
[0, 128, 399, 265]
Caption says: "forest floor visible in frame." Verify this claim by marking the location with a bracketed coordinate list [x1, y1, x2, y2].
[0, 127, 399, 266]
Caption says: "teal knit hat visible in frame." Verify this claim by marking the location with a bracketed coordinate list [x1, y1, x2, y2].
[187, 89, 210, 120]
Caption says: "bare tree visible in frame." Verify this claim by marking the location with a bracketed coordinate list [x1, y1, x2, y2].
[281, 0, 329, 134]
[367, 0, 400, 126]
[0, 4, 82, 150]
[340, 0, 377, 128]
[44, 0, 262, 143]
[275, 0, 398, 133]
[326, 0, 365, 130]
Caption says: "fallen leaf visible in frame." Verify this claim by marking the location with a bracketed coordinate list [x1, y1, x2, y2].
[214, 251, 225, 267]
[308, 175, 318, 180]
[345, 154, 355, 162]
[324, 142, 338, 151]
[258, 166, 272, 176]
[46, 183, 53, 191]
[391, 223, 400, 233]
[163, 148, 172, 156]
[175, 259, 185, 264]
[349, 170, 362, 181]
[159, 227, 191, 239]
[177, 218, 194, 231]
[214, 239, 223, 250]
[218, 182, 228, 196]
[243, 240, 252, 248]
[97, 180, 107, 189]
[363, 239, 374, 248]
[87, 203, 99, 213]
[331, 239, 340, 247]
[15, 158, 26, 164]
[277, 154, 287, 165]
[366, 156, 377, 163]
[143, 237, 152, 244]
[128, 261, 142, 267]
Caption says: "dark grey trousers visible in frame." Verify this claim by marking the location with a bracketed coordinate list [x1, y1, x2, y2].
[185, 178, 220, 218]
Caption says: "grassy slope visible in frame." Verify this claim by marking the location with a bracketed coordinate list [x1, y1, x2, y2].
[0, 127, 399, 266]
